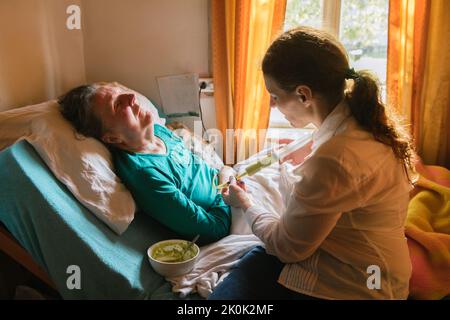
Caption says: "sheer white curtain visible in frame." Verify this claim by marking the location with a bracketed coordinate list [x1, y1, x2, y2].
[0, 0, 86, 111]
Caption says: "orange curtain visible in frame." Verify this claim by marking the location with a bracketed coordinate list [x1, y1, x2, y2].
[387, 0, 450, 168]
[211, 0, 286, 164]
[387, 0, 430, 146]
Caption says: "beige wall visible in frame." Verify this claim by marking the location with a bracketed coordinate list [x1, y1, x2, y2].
[81, 0, 210, 108]
[0, 0, 86, 110]
[0, 0, 210, 111]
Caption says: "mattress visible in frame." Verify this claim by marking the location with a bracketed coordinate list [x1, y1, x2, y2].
[0, 141, 200, 299]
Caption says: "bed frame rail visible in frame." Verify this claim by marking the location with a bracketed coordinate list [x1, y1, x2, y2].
[0, 224, 57, 290]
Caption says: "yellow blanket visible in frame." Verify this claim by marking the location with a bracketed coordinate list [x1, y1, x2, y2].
[406, 162, 450, 300]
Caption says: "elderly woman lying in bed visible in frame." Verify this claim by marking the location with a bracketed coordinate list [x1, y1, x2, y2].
[58, 83, 234, 245]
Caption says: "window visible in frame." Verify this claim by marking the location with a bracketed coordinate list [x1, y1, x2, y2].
[284, 0, 322, 31]
[268, 0, 389, 130]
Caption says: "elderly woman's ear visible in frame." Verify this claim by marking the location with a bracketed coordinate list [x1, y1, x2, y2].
[101, 132, 122, 145]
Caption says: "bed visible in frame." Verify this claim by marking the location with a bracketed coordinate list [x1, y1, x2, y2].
[2, 137, 449, 300]
[0, 140, 201, 299]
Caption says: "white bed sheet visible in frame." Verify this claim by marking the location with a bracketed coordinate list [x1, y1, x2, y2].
[168, 149, 301, 298]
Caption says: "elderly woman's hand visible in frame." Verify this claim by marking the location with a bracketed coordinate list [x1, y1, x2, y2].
[221, 177, 254, 211]
[218, 166, 236, 185]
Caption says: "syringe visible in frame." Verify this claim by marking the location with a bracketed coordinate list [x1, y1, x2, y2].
[215, 131, 313, 190]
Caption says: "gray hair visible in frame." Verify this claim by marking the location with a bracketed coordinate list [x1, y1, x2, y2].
[58, 84, 103, 138]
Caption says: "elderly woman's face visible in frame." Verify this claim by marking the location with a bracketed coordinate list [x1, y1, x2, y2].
[92, 84, 153, 150]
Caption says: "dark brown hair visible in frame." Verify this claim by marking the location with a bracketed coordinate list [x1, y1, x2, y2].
[262, 26, 415, 177]
[58, 84, 103, 138]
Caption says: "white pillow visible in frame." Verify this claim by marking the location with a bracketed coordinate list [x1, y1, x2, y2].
[0, 100, 136, 234]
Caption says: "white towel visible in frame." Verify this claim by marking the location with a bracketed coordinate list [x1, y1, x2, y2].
[167, 151, 301, 298]
[167, 234, 262, 298]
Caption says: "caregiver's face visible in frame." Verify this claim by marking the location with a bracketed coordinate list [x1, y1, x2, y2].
[92, 84, 153, 149]
[264, 75, 312, 128]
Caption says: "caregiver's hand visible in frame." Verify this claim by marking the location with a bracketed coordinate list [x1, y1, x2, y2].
[221, 177, 254, 211]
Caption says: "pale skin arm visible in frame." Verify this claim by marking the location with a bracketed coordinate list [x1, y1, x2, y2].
[278, 139, 313, 165]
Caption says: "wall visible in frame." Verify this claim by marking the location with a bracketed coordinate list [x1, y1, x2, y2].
[0, 0, 214, 126]
[81, 0, 210, 108]
[0, 0, 86, 110]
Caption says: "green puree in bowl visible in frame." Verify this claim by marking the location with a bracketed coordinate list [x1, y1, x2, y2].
[152, 241, 198, 263]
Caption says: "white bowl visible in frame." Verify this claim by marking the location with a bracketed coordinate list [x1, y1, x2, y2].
[147, 239, 200, 277]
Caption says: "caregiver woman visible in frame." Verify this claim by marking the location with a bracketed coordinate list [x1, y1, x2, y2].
[209, 26, 416, 300]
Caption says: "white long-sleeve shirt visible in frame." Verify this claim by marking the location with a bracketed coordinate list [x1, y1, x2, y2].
[245, 101, 413, 299]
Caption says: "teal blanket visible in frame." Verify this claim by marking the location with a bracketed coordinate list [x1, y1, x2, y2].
[0, 141, 199, 299]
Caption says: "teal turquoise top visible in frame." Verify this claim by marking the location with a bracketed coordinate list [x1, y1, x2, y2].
[111, 124, 231, 245]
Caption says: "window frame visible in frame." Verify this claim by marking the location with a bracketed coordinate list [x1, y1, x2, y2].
[322, 0, 342, 37]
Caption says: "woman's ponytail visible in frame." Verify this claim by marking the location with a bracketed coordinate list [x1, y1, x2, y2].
[345, 70, 416, 180]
